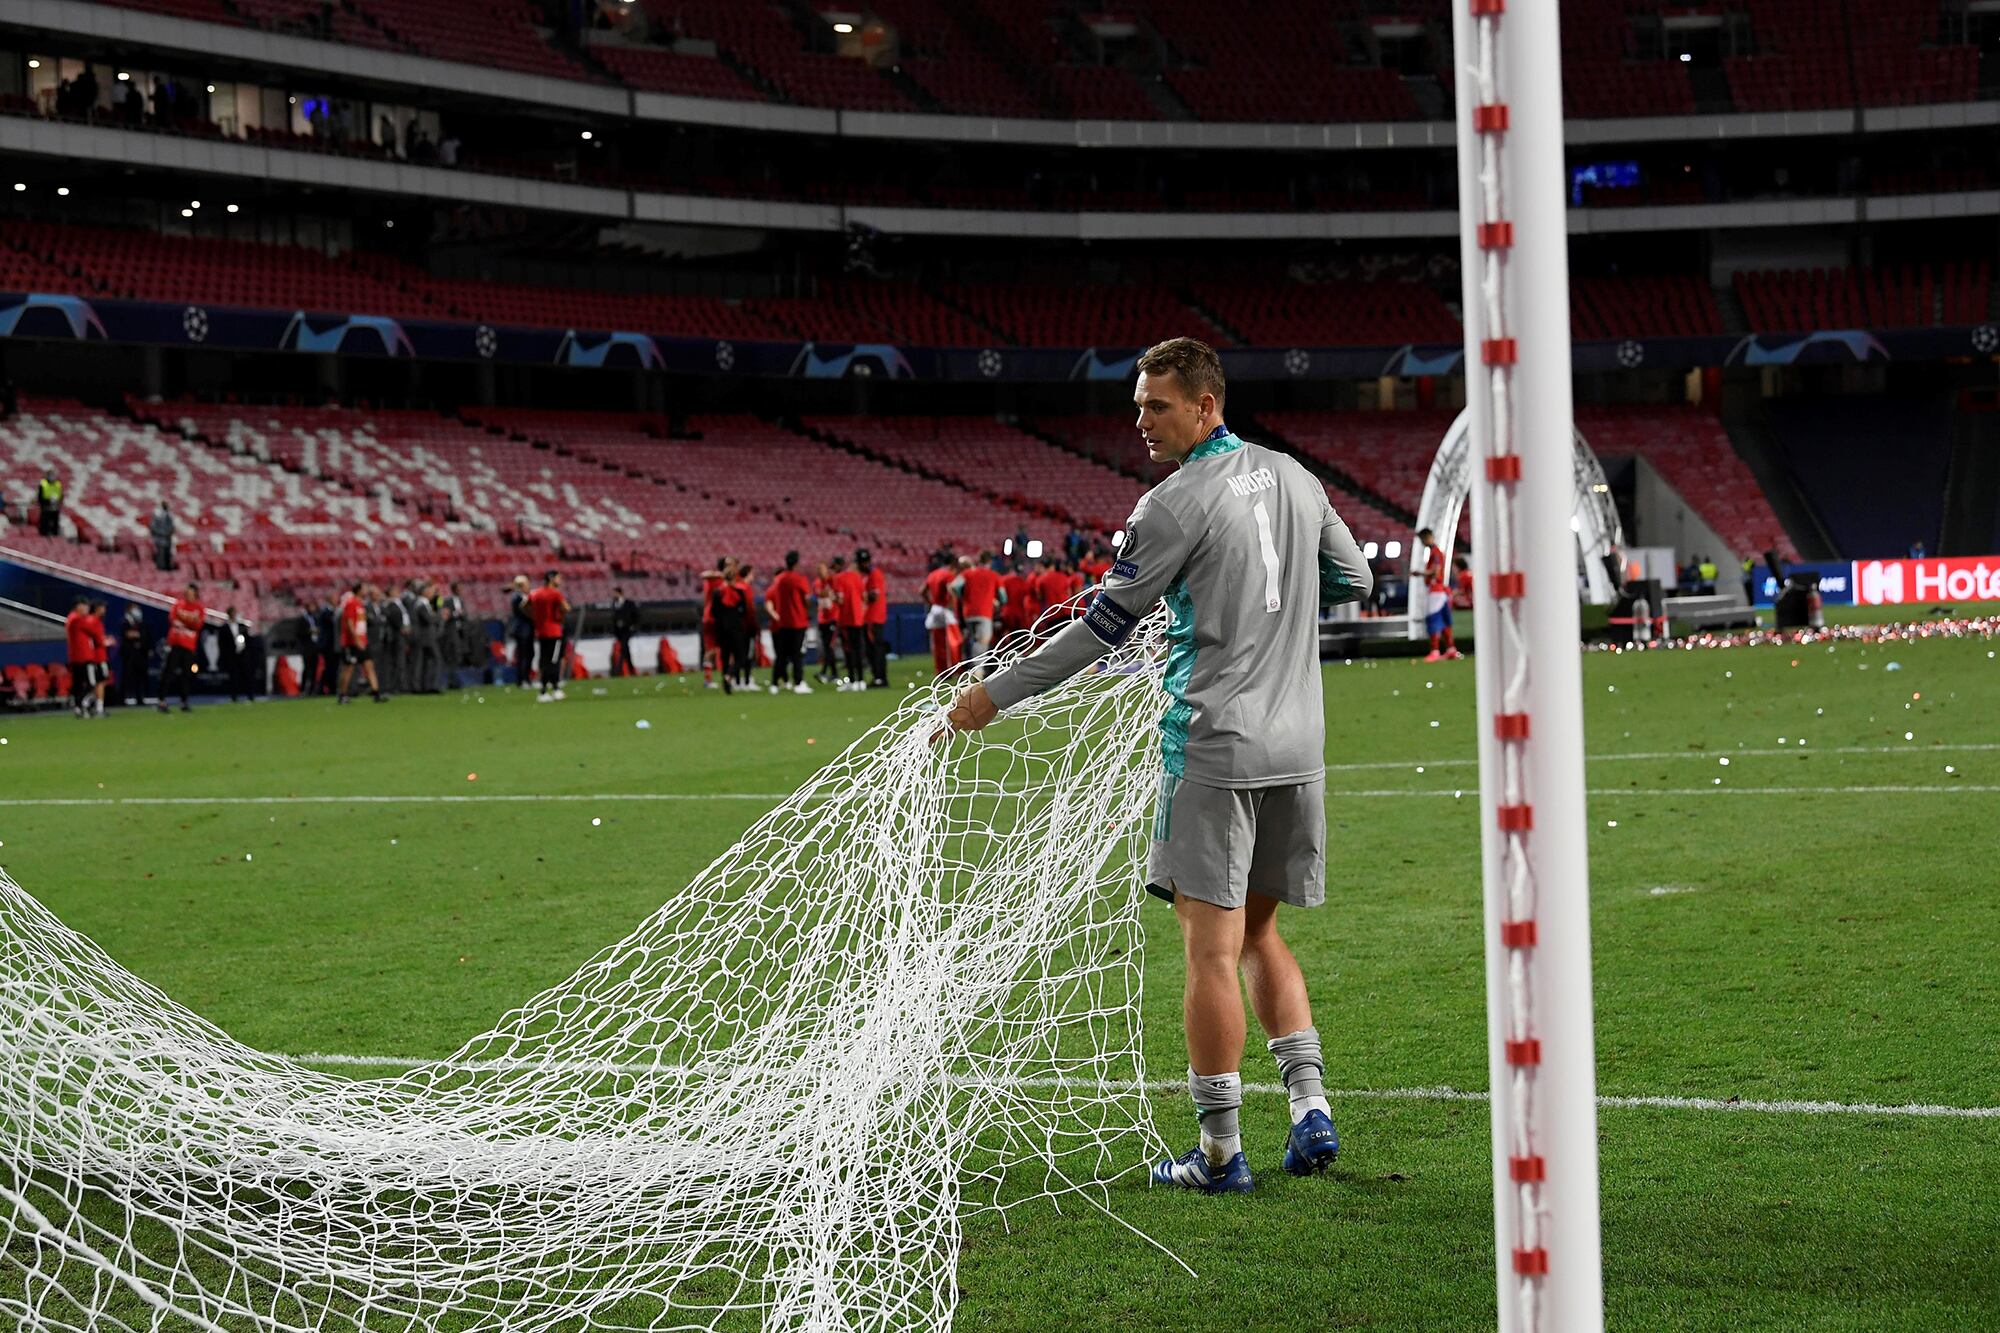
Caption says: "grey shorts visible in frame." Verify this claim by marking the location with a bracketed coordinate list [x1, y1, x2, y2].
[1145, 773, 1326, 910]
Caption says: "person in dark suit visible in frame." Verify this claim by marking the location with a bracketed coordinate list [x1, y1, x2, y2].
[119, 603, 149, 705]
[294, 599, 319, 701]
[508, 574, 535, 688]
[312, 598, 337, 694]
[409, 579, 442, 693]
[217, 604, 256, 701]
[611, 586, 639, 676]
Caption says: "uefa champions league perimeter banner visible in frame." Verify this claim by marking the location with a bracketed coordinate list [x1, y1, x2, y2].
[3, 288, 1997, 383]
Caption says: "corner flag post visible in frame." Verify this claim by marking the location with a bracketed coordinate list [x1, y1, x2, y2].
[1449, 1, 1605, 1330]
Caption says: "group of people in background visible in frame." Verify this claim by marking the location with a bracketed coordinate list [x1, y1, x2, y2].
[39, 534, 1126, 716]
[57, 582, 256, 715]
[680, 541, 1110, 698]
[296, 578, 476, 701]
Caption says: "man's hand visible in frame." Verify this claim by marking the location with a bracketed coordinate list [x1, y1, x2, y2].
[932, 681, 998, 746]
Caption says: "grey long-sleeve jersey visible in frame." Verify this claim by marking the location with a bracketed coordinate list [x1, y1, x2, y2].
[983, 428, 1372, 788]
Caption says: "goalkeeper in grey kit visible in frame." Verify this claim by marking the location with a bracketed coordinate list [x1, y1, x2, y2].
[943, 337, 1372, 1193]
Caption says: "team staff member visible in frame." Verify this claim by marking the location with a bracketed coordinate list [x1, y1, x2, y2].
[703, 558, 750, 695]
[159, 582, 207, 712]
[857, 548, 889, 689]
[85, 600, 111, 715]
[813, 560, 842, 684]
[527, 570, 570, 702]
[610, 586, 639, 677]
[1033, 557, 1074, 630]
[943, 338, 1372, 1194]
[765, 551, 814, 694]
[698, 558, 727, 689]
[64, 597, 99, 718]
[119, 603, 148, 705]
[922, 556, 961, 676]
[335, 581, 386, 704]
[829, 554, 868, 691]
[508, 575, 535, 689]
[950, 553, 1004, 676]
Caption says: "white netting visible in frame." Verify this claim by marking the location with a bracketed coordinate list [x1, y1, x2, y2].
[0, 610, 1174, 1332]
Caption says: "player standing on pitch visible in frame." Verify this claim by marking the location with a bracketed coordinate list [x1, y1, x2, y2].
[941, 337, 1372, 1193]
[1416, 526, 1463, 662]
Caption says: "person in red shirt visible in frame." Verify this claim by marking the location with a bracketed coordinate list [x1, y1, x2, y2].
[1033, 558, 1075, 630]
[828, 553, 868, 691]
[735, 563, 762, 690]
[922, 556, 961, 677]
[812, 560, 842, 684]
[697, 558, 725, 690]
[949, 553, 1005, 677]
[64, 597, 96, 719]
[1416, 526, 1463, 662]
[85, 599, 110, 715]
[525, 570, 571, 701]
[1078, 544, 1113, 587]
[702, 557, 749, 695]
[1000, 562, 1034, 638]
[1451, 555, 1475, 611]
[335, 580, 386, 704]
[764, 551, 814, 694]
[857, 548, 889, 689]
[158, 582, 207, 712]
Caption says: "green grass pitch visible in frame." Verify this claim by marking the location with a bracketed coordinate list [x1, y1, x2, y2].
[2, 626, 1996, 1331]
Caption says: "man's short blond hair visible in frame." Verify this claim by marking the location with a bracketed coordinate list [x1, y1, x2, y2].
[1136, 337, 1226, 411]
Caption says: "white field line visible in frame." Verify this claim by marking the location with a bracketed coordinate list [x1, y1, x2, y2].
[283, 1053, 1999, 1119]
[4, 784, 1997, 809]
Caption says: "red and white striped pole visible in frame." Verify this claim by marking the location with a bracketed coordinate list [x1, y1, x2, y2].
[1450, 1, 1604, 1330]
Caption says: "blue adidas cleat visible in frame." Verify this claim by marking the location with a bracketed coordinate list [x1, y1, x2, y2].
[1150, 1146, 1254, 1194]
[1281, 1108, 1340, 1176]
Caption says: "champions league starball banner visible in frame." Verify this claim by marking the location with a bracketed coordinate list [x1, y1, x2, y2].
[2, 288, 1996, 383]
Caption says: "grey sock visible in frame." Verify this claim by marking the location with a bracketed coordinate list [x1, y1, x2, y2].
[1189, 1069, 1242, 1165]
[1267, 1027, 1329, 1121]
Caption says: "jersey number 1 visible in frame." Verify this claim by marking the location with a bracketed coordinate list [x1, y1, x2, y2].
[1252, 501, 1283, 613]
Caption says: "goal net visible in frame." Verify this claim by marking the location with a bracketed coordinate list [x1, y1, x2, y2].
[0, 610, 1174, 1332]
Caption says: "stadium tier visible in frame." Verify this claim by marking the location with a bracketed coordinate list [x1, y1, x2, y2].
[1731, 262, 1993, 333]
[802, 415, 1145, 535]
[1576, 404, 1795, 562]
[1256, 406, 1793, 565]
[9, 399, 1797, 624]
[1570, 275, 1725, 340]
[73, 0, 1992, 117]
[17, 212, 1988, 352]
[1193, 279, 1461, 348]
[464, 409, 1105, 577]
[1257, 410, 1449, 527]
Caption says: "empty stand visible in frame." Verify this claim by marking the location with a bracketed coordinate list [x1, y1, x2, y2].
[1571, 275, 1724, 339]
[1733, 262, 1992, 331]
[3, 220, 453, 320]
[1195, 280, 1460, 347]
[352, 0, 594, 79]
[805, 415, 1144, 534]
[588, 45, 767, 101]
[1578, 405, 1795, 561]
[939, 281, 1229, 350]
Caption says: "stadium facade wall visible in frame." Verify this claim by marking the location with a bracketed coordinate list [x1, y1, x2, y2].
[18, 0, 1998, 153]
[7, 113, 1996, 241]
